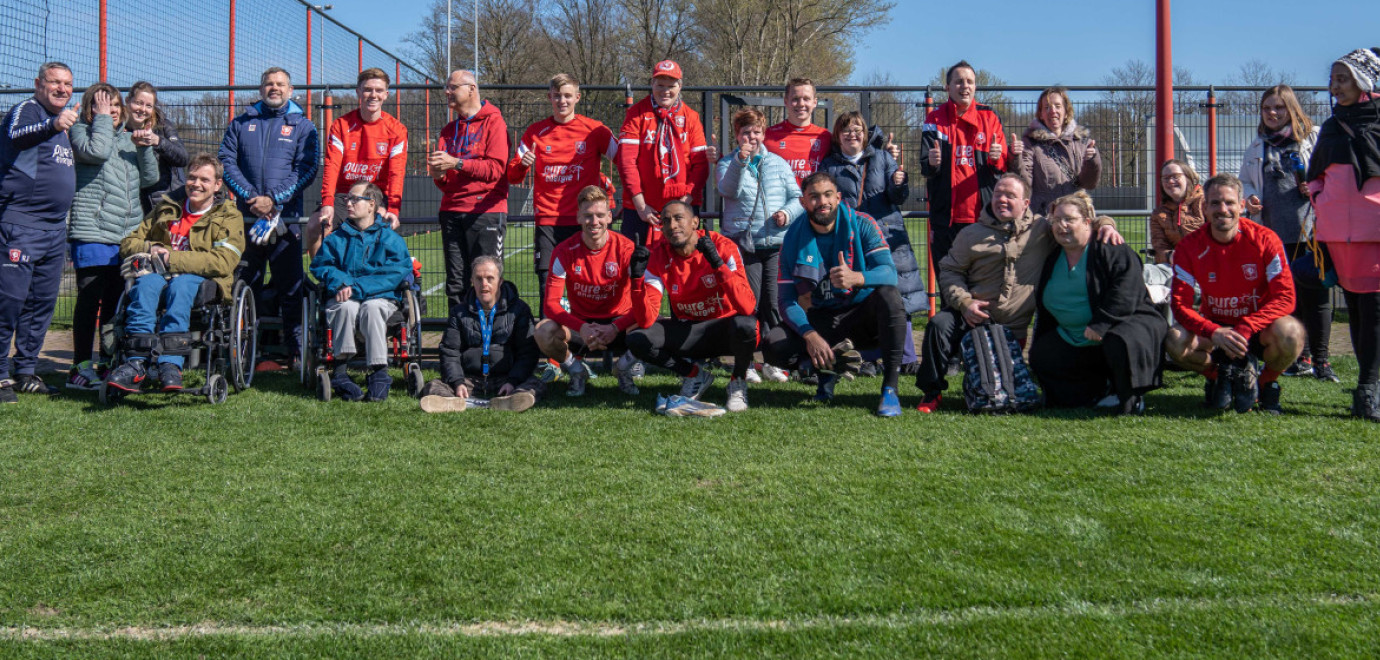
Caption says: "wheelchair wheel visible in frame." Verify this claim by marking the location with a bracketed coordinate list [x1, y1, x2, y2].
[97, 381, 125, 406]
[402, 288, 423, 360]
[206, 373, 229, 405]
[315, 368, 332, 402]
[406, 363, 425, 398]
[300, 287, 319, 388]
[230, 280, 259, 392]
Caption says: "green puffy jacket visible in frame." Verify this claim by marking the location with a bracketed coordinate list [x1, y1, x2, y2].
[120, 191, 245, 303]
[70, 114, 159, 244]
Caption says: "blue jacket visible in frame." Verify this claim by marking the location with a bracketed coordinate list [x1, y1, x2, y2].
[310, 216, 411, 303]
[715, 148, 803, 250]
[0, 97, 76, 227]
[777, 202, 896, 335]
[218, 99, 318, 221]
[817, 126, 926, 314]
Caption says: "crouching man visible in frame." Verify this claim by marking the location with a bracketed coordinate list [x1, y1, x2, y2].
[309, 181, 411, 401]
[420, 255, 542, 412]
[106, 154, 245, 391]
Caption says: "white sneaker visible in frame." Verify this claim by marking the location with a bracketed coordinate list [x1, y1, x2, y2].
[613, 351, 640, 395]
[678, 364, 715, 400]
[565, 359, 589, 397]
[726, 377, 749, 412]
[420, 395, 467, 413]
[761, 363, 789, 383]
[744, 367, 762, 383]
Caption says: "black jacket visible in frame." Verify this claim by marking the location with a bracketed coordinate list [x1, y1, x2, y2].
[439, 280, 539, 395]
[140, 120, 190, 214]
[1033, 240, 1167, 391]
[1307, 95, 1380, 191]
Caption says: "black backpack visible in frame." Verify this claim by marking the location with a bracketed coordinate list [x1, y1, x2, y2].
[960, 323, 1042, 413]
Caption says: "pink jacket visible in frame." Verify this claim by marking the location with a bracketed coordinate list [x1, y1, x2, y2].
[1309, 163, 1380, 292]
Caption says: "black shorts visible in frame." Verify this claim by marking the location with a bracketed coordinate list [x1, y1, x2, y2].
[563, 316, 629, 356]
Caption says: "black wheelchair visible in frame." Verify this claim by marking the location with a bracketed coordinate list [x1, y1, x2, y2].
[298, 280, 425, 401]
[99, 276, 259, 405]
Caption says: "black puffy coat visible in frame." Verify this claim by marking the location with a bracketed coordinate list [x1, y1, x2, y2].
[439, 280, 539, 395]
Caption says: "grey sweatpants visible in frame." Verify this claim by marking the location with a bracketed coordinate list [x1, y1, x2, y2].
[326, 297, 398, 367]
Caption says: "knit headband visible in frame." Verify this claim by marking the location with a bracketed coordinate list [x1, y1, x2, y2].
[1335, 48, 1380, 93]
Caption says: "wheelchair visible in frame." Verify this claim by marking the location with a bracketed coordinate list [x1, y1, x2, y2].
[299, 279, 425, 401]
[99, 276, 259, 405]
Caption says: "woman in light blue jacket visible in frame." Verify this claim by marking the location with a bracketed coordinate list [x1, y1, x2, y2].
[716, 108, 802, 382]
[65, 83, 159, 390]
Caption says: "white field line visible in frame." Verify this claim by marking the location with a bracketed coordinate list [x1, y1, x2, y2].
[419, 243, 535, 297]
[4, 593, 1375, 642]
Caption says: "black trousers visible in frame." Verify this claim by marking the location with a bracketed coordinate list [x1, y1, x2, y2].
[762, 286, 906, 389]
[1344, 289, 1380, 385]
[1029, 330, 1142, 407]
[241, 228, 304, 355]
[929, 222, 965, 289]
[1281, 242, 1333, 361]
[439, 211, 506, 313]
[627, 315, 757, 379]
[534, 224, 580, 318]
[915, 307, 969, 395]
[741, 247, 781, 333]
[72, 265, 123, 364]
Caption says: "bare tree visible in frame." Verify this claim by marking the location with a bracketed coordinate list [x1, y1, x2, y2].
[695, 0, 892, 86]
[404, 0, 555, 84]
[540, 0, 626, 85]
[617, 0, 699, 83]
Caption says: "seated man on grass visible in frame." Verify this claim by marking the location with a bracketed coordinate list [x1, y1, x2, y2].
[308, 181, 411, 402]
[420, 255, 542, 413]
[107, 154, 245, 392]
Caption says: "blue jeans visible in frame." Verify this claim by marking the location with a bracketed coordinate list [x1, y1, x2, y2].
[126, 273, 205, 367]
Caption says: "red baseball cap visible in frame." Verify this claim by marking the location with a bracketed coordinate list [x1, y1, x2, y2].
[651, 60, 682, 81]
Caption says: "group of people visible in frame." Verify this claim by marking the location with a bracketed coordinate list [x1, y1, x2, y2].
[1, 48, 1378, 422]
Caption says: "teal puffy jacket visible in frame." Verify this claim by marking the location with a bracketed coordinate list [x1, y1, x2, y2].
[69, 114, 159, 245]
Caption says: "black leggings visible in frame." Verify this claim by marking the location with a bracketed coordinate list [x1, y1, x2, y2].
[1344, 289, 1380, 385]
[72, 265, 123, 364]
[762, 286, 907, 389]
[626, 315, 757, 379]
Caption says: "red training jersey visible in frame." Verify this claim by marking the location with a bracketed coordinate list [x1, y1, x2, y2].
[1170, 218, 1295, 340]
[616, 96, 708, 211]
[433, 101, 509, 214]
[764, 121, 832, 186]
[322, 109, 408, 214]
[544, 231, 637, 331]
[168, 205, 201, 252]
[506, 114, 616, 226]
[632, 230, 756, 328]
[921, 100, 1009, 225]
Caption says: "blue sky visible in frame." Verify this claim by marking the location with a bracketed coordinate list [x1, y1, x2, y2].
[328, 0, 1379, 87]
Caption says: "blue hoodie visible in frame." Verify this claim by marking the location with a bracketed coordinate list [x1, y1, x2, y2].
[310, 215, 411, 303]
[0, 98, 76, 227]
[218, 99, 319, 221]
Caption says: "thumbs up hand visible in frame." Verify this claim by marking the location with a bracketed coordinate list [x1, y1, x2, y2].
[828, 250, 863, 289]
[1084, 139, 1097, 161]
[1009, 132, 1023, 158]
[989, 135, 1004, 161]
[705, 135, 719, 163]
[885, 132, 901, 161]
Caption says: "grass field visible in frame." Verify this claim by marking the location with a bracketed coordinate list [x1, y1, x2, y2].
[2, 355, 1378, 657]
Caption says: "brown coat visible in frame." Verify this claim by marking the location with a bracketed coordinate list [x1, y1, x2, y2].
[1014, 119, 1101, 215]
[1148, 185, 1205, 264]
[939, 205, 1115, 339]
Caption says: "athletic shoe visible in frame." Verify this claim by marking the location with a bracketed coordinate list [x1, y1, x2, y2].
[673, 396, 726, 417]
[613, 352, 640, 395]
[365, 369, 392, 402]
[420, 395, 467, 413]
[679, 364, 715, 400]
[1352, 383, 1380, 423]
[1258, 381, 1283, 415]
[1203, 378, 1218, 408]
[565, 359, 589, 397]
[66, 361, 104, 391]
[1314, 361, 1340, 383]
[1230, 357, 1258, 414]
[1118, 395, 1146, 416]
[15, 374, 56, 395]
[106, 361, 147, 393]
[915, 392, 942, 413]
[762, 363, 789, 383]
[858, 361, 879, 378]
[492, 389, 537, 412]
[0, 380, 17, 404]
[744, 367, 762, 384]
[1283, 356, 1313, 377]
[876, 386, 902, 417]
[331, 373, 364, 401]
[538, 361, 562, 384]
[1209, 364, 1234, 411]
[813, 373, 838, 403]
[158, 363, 183, 392]
[725, 377, 749, 412]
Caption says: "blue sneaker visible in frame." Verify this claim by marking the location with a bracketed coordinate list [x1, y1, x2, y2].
[876, 386, 902, 417]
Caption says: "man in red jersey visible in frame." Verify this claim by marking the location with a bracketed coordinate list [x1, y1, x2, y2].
[305, 67, 408, 256]
[507, 73, 618, 313]
[1166, 173, 1304, 415]
[627, 201, 757, 411]
[616, 60, 710, 242]
[920, 60, 1010, 268]
[535, 186, 640, 397]
[764, 77, 832, 186]
[428, 69, 509, 312]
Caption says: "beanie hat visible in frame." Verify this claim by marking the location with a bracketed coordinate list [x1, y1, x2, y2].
[1334, 48, 1380, 93]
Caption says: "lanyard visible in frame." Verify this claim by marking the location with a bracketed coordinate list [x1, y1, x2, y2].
[476, 302, 497, 376]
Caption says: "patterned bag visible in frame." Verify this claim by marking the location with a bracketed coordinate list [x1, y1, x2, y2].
[960, 323, 1042, 413]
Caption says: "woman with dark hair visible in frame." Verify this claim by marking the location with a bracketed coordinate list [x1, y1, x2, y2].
[65, 83, 159, 390]
[1013, 86, 1101, 215]
[1029, 191, 1166, 414]
[125, 81, 189, 214]
[1307, 47, 1380, 422]
[1239, 84, 1334, 382]
[1148, 158, 1205, 265]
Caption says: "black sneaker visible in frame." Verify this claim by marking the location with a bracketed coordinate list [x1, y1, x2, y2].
[0, 379, 17, 404]
[1231, 357, 1259, 414]
[158, 363, 183, 392]
[1352, 383, 1380, 423]
[1283, 356, 1313, 377]
[1258, 381, 1283, 415]
[106, 361, 147, 392]
[15, 374, 57, 395]
[1313, 361, 1340, 383]
[1210, 371, 1235, 411]
[1118, 394, 1146, 416]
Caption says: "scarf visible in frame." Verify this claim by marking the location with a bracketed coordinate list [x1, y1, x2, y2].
[654, 102, 683, 184]
[1262, 124, 1294, 148]
[1307, 96, 1380, 190]
[786, 203, 868, 304]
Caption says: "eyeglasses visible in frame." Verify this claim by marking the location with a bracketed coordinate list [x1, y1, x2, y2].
[1160, 174, 1187, 182]
[841, 128, 866, 136]
[345, 195, 375, 205]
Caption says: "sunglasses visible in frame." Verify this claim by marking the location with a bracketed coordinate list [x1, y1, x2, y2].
[345, 195, 375, 205]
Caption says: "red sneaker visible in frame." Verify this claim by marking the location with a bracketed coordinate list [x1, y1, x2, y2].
[915, 393, 942, 413]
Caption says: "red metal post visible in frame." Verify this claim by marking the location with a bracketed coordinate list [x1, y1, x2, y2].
[306, 7, 313, 124]
[923, 89, 937, 318]
[228, 0, 236, 123]
[358, 38, 364, 74]
[98, 0, 107, 81]
[1155, 0, 1174, 170]
[1206, 86, 1218, 176]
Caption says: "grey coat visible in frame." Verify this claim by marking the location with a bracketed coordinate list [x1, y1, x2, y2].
[1016, 118, 1101, 216]
[69, 114, 159, 245]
